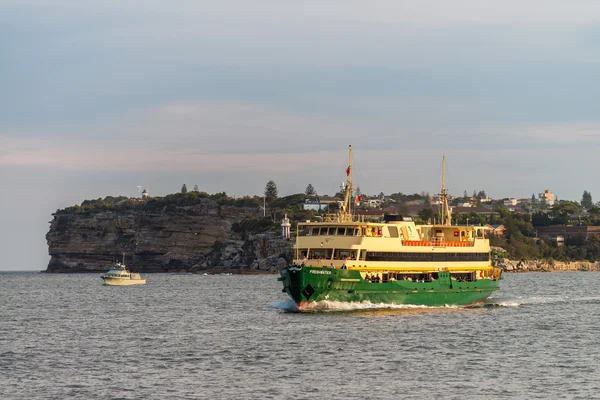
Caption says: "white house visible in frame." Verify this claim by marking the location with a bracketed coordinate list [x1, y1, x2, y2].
[303, 200, 327, 211]
[367, 199, 383, 208]
[540, 189, 555, 206]
[302, 196, 338, 211]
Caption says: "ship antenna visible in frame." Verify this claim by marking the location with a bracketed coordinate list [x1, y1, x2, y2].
[439, 155, 452, 226]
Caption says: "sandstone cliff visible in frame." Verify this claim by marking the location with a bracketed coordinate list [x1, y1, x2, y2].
[46, 199, 293, 273]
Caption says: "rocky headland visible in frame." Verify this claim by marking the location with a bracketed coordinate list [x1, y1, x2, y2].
[46, 198, 293, 273]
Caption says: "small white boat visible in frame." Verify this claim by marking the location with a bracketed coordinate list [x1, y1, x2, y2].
[101, 260, 146, 286]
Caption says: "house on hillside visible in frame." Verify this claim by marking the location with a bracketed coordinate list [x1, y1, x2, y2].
[366, 199, 383, 208]
[355, 209, 385, 220]
[452, 206, 498, 219]
[536, 225, 600, 239]
[483, 224, 506, 236]
[405, 199, 425, 206]
[548, 235, 565, 246]
[540, 189, 555, 206]
[302, 195, 338, 211]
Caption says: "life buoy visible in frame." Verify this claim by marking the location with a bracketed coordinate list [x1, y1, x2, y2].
[479, 271, 484, 278]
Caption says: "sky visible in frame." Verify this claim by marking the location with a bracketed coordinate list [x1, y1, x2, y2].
[2, 0, 600, 270]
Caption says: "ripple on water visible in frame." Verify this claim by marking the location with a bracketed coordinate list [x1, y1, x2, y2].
[1, 271, 600, 399]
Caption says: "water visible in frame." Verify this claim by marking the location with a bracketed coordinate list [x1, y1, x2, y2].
[1, 271, 600, 399]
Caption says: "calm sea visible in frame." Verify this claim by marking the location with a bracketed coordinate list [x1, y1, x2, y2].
[1, 271, 599, 399]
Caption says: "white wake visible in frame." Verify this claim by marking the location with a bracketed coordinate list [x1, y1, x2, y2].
[269, 299, 474, 312]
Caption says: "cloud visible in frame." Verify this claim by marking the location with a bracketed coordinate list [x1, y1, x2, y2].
[5, 0, 600, 25]
[4, 0, 600, 135]
[0, 102, 364, 171]
[2, 102, 600, 180]
[502, 123, 600, 143]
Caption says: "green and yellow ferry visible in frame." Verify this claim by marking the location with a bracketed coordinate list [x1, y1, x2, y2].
[279, 146, 502, 311]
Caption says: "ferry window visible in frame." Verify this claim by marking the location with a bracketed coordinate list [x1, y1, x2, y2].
[311, 228, 320, 236]
[346, 228, 354, 236]
[311, 250, 326, 259]
[339, 250, 351, 259]
[361, 228, 367, 236]
[354, 228, 361, 236]
[319, 227, 328, 235]
[337, 227, 346, 235]
[328, 227, 337, 235]
[388, 226, 399, 238]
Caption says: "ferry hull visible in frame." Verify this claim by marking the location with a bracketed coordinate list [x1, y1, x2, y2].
[279, 266, 500, 311]
[102, 277, 146, 286]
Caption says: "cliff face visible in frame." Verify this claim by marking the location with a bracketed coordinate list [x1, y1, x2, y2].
[46, 199, 293, 273]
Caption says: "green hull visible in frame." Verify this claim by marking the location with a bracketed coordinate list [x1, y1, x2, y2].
[279, 266, 500, 311]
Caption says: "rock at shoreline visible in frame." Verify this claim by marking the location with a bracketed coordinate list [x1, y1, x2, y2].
[493, 257, 600, 272]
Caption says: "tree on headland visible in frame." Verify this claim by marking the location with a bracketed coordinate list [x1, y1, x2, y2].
[418, 208, 434, 223]
[305, 184, 316, 196]
[193, 184, 199, 192]
[181, 184, 188, 194]
[582, 190, 593, 209]
[396, 202, 409, 216]
[264, 180, 278, 200]
[589, 205, 600, 215]
[550, 201, 579, 225]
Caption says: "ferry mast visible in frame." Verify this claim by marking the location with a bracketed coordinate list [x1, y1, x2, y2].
[440, 154, 452, 226]
[339, 145, 354, 222]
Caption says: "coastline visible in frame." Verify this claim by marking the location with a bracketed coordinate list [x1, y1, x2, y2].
[41, 268, 278, 275]
[40, 262, 600, 275]
[497, 258, 600, 273]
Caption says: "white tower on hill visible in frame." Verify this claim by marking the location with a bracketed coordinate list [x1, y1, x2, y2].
[281, 214, 291, 240]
